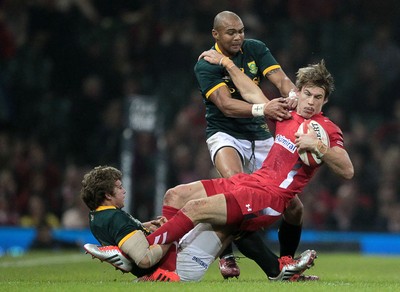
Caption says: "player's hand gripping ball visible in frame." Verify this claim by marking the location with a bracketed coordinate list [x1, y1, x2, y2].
[297, 120, 329, 167]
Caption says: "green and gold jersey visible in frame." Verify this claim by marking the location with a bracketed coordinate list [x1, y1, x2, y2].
[88, 206, 155, 277]
[194, 39, 279, 140]
[89, 206, 150, 247]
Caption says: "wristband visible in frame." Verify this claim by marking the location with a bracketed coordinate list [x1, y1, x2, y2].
[315, 140, 328, 158]
[219, 57, 225, 66]
[251, 103, 266, 117]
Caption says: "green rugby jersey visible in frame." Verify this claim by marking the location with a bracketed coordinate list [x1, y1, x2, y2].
[194, 39, 280, 140]
[88, 206, 155, 277]
[89, 206, 150, 246]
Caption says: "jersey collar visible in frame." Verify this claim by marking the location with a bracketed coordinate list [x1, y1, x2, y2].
[292, 111, 324, 122]
[215, 43, 243, 55]
[95, 206, 117, 211]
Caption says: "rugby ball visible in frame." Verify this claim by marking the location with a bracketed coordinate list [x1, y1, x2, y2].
[297, 120, 329, 167]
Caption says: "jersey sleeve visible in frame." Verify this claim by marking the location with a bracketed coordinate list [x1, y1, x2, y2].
[109, 211, 144, 245]
[325, 121, 345, 149]
[329, 125, 344, 148]
[194, 58, 227, 98]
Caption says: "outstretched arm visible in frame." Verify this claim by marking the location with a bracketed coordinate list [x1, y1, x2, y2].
[199, 50, 291, 121]
[200, 50, 271, 104]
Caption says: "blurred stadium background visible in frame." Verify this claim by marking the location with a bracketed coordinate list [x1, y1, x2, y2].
[0, 1, 399, 255]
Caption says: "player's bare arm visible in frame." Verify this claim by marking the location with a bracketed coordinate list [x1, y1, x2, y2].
[265, 67, 298, 109]
[200, 49, 268, 104]
[209, 86, 255, 118]
[320, 146, 354, 179]
[265, 68, 295, 96]
[200, 49, 291, 121]
[210, 81, 290, 121]
[295, 128, 354, 180]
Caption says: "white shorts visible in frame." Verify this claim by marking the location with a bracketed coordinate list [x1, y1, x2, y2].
[176, 223, 231, 282]
[206, 132, 273, 173]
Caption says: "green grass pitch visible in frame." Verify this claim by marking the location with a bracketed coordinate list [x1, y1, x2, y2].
[0, 250, 399, 291]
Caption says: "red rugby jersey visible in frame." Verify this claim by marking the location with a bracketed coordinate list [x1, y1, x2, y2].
[252, 111, 344, 194]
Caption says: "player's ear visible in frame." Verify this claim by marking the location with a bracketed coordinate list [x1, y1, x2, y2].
[212, 29, 219, 40]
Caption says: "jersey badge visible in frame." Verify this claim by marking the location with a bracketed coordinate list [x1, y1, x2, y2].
[247, 61, 258, 74]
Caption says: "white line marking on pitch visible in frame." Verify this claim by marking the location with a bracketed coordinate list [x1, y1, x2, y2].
[0, 253, 87, 268]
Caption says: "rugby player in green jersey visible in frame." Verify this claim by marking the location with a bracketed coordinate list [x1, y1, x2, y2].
[194, 10, 305, 279]
[81, 165, 180, 282]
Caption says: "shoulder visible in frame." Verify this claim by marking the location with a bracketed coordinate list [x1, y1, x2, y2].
[195, 57, 219, 73]
[314, 114, 345, 147]
[243, 38, 267, 47]
[317, 115, 342, 134]
[194, 57, 224, 85]
[110, 209, 133, 220]
[242, 39, 274, 63]
[242, 39, 269, 51]
[195, 57, 213, 70]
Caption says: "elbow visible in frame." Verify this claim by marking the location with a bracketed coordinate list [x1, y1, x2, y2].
[343, 172, 354, 180]
[342, 166, 354, 180]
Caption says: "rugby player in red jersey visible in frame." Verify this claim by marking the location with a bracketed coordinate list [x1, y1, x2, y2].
[143, 56, 354, 280]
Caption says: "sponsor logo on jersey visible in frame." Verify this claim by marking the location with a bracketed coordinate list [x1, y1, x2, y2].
[275, 134, 296, 153]
[247, 61, 258, 74]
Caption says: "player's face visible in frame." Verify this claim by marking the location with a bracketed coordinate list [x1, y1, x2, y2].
[213, 18, 244, 57]
[112, 180, 126, 208]
[297, 85, 327, 119]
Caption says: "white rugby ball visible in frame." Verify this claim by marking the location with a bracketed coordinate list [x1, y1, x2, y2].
[297, 120, 329, 167]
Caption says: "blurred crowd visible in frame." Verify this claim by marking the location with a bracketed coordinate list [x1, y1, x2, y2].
[0, 0, 399, 233]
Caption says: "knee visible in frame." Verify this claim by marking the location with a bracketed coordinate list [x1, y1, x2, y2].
[283, 197, 304, 224]
[163, 186, 182, 207]
[181, 200, 204, 224]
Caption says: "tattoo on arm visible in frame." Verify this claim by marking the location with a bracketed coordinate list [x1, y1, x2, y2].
[266, 68, 280, 76]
